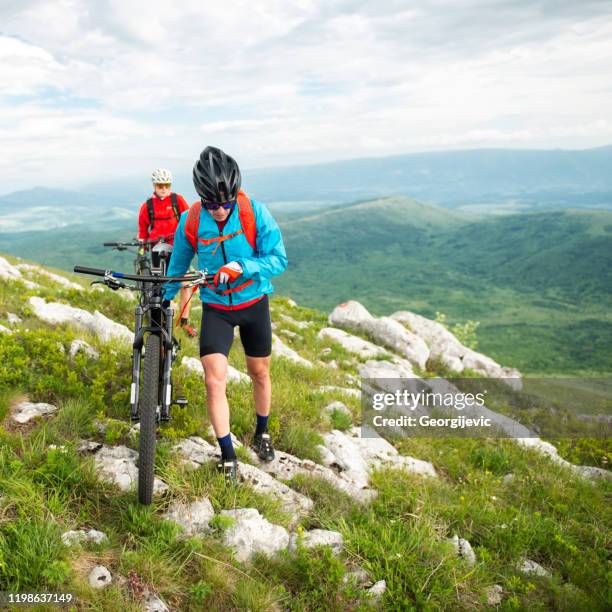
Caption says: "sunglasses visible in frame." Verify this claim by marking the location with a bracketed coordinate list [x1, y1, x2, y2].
[203, 200, 236, 211]
[154, 183, 171, 189]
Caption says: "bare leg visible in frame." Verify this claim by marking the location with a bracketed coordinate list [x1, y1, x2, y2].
[245, 355, 272, 417]
[201, 353, 230, 437]
[179, 284, 192, 320]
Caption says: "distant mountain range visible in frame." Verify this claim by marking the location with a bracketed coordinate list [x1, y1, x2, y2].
[246, 145, 612, 210]
[1, 145, 611, 233]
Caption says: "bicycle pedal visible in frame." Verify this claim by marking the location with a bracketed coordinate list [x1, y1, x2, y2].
[160, 412, 172, 422]
[173, 397, 188, 408]
[130, 414, 140, 422]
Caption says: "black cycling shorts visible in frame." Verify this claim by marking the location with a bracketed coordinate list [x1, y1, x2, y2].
[200, 294, 272, 358]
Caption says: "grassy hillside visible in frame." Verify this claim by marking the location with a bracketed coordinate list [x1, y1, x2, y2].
[272, 198, 612, 375]
[0, 255, 611, 610]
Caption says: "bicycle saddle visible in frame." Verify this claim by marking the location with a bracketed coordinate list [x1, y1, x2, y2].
[152, 242, 173, 256]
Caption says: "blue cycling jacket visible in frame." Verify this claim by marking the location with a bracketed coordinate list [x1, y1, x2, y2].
[163, 197, 288, 306]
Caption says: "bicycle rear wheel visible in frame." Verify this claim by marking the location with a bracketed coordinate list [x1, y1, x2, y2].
[138, 333, 160, 504]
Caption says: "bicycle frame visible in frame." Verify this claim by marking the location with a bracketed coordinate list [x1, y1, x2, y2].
[130, 246, 175, 422]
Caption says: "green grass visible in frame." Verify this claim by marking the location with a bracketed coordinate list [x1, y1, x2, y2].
[1, 256, 611, 609]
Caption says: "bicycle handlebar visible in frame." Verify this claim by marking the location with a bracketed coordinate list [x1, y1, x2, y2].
[103, 237, 173, 248]
[103, 241, 140, 247]
[73, 266, 214, 284]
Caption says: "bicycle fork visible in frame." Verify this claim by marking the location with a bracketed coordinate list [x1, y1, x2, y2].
[130, 305, 144, 421]
[130, 302, 185, 423]
[160, 304, 175, 421]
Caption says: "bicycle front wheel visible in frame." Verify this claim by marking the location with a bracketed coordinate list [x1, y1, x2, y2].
[138, 333, 160, 504]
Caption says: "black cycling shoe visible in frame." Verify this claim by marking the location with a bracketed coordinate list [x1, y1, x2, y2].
[217, 458, 238, 484]
[252, 432, 275, 462]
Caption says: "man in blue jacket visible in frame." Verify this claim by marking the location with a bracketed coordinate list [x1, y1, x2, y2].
[164, 146, 288, 483]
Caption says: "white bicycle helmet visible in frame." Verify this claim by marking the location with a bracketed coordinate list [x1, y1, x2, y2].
[151, 168, 173, 184]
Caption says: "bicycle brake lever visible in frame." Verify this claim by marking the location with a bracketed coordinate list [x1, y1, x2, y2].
[91, 279, 120, 291]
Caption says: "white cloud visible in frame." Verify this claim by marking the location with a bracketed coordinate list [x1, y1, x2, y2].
[1, 0, 612, 191]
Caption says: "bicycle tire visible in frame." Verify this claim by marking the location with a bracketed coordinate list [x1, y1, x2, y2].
[138, 333, 160, 504]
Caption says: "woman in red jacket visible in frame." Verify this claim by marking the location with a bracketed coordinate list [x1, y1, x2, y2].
[137, 168, 197, 337]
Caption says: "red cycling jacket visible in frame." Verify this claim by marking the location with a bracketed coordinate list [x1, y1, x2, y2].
[137, 193, 189, 244]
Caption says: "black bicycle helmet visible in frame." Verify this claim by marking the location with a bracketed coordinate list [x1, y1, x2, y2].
[192, 146, 242, 203]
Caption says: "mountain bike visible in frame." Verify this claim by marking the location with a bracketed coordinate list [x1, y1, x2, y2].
[73, 263, 213, 504]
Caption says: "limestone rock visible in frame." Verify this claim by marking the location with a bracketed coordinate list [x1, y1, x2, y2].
[88, 565, 112, 589]
[251, 448, 377, 504]
[328, 301, 429, 369]
[324, 401, 352, 417]
[343, 567, 372, 586]
[319, 385, 361, 399]
[61, 529, 108, 546]
[517, 558, 551, 577]
[7, 313, 21, 325]
[323, 428, 437, 484]
[16, 263, 83, 291]
[321, 430, 370, 487]
[365, 580, 387, 604]
[485, 584, 503, 606]
[278, 313, 312, 329]
[93, 444, 168, 495]
[0, 256, 39, 288]
[272, 334, 313, 367]
[391, 310, 522, 387]
[163, 498, 215, 536]
[142, 594, 169, 612]
[12, 401, 58, 424]
[449, 535, 477, 566]
[28, 297, 133, 344]
[358, 358, 415, 382]
[69, 339, 100, 359]
[173, 436, 312, 526]
[516, 437, 612, 481]
[220, 508, 290, 563]
[289, 528, 344, 556]
[318, 327, 388, 359]
[364, 317, 429, 370]
[173, 436, 219, 468]
[328, 300, 374, 327]
[238, 463, 313, 528]
[92, 310, 134, 344]
[317, 359, 339, 369]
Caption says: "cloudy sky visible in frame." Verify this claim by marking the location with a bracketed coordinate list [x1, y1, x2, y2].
[1, 0, 612, 193]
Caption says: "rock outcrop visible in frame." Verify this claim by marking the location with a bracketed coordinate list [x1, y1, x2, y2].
[93, 444, 168, 494]
[0, 256, 39, 289]
[29, 296, 133, 344]
[163, 498, 215, 536]
[16, 263, 83, 291]
[318, 327, 389, 359]
[391, 309, 521, 386]
[220, 508, 290, 563]
[328, 301, 430, 369]
[12, 401, 58, 424]
[272, 334, 314, 367]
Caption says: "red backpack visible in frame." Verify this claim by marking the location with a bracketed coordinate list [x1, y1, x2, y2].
[184, 190, 257, 255]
